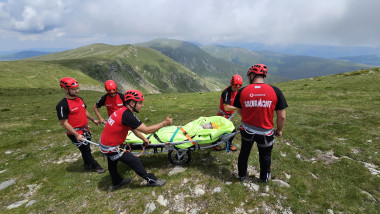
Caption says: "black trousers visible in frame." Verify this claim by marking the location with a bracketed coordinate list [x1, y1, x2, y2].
[107, 151, 157, 186]
[67, 135, 100, 168]
[238, 129, 273, 181]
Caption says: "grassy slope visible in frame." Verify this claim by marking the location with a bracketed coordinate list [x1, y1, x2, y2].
[27, 43, 216, 93]
[0, 68, 379, 213]
[0, 61, 101, 89]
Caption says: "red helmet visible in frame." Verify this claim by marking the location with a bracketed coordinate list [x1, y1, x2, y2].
[105, 80, 117, 94]
[247, 64, 268, 77]
[60, 77, 79, 89]
[230, 74, 243, 88]
[124, 90, 145, 102]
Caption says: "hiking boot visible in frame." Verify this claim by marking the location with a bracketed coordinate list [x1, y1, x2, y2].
[257, 173, 271, 183]
[229, 146, 237, 152]
[95, 166, 106, 174]
[112, 178, 132, 191]
[84, 165, 106, 174]
[239, 172, 249, 181]
[147, 178, 166, 187]
[213, 146, 221, 151]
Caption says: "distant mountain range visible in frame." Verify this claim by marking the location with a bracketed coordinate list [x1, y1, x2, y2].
[138, 39, 371, 80]
[0, 38, 375, 93]
[222, 42, 380, 59]
[0, 51, 51, 61]
[337, 55, 380, 66]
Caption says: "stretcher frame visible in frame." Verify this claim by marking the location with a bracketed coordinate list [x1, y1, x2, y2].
[128, 131, 238, 165]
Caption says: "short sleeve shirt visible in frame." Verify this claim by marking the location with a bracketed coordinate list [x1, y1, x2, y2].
[233, 83, 287, 129]
[95, 92, 124, 116]
[56, 97, 88, 129]
[218, 86, 237, 115]
[100, 107, 142, 146]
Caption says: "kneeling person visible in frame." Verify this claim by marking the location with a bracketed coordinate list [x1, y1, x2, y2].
[100, 90, 172, 190]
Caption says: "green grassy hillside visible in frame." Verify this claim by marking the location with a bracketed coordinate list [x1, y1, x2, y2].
[0, 61, 101, 90]
[0, 68, 379, 213]
[25, 43, 218, 93]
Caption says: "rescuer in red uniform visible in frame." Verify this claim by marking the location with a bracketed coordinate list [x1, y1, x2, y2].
[56, 77, 106, 173]
[214, 74, 243, 151]
[99, 90, 173, 190]
[93, 80, 124, 123]
[233, 64, 287, 182]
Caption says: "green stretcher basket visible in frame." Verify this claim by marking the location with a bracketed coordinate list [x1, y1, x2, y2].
[125, 116, 236, 149]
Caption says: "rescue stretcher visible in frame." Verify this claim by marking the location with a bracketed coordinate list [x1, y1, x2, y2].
[125, 116, 238, 165]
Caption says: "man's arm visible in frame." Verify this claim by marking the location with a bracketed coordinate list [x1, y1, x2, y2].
[93, 103, 105, 123]
[223, 104, 237, 112]
[86, 110, 100, 125]
[132, 130, 150, 145]
[59, 119, 84, 141]
[135, 115, 172, 134]
[274, 109, 286, 137]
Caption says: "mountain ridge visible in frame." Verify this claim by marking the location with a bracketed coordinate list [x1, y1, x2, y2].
[0, 39, 374, 94]
[19, 43, 220, 93]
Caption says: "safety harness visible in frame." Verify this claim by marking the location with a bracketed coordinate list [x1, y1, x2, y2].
[72, 126, 91, 147]
[99, 137, 148, 161]
[99, 139, 131, 161]
[241, 122, 275, 148]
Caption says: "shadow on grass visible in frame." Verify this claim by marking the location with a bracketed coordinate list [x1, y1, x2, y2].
[188, 149, 238, 182]
[64, 147, 238, 191]
[137, 148, 237, 182]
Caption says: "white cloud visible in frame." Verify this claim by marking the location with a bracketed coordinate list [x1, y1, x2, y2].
[0, 0, 380, 51]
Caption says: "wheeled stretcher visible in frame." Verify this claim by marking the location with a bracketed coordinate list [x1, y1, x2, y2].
[125, 116, 238, 165]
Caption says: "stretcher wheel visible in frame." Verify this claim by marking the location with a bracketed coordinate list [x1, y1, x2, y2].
[168, 149, 191, 165]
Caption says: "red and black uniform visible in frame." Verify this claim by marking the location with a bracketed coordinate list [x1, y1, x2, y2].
[56, 97, 101, 168]
[216, 86, 238, 149]
[95, 92, 124, 117]
[217, 86, 237, 119]
[233, 83, 288, 181]
[100, 107, 158, 186]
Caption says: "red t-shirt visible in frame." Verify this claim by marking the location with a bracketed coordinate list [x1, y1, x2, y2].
[218, 86, 237, 116]
[95, 92, 124, 116]
[233, 83, 288, 129]
[100, 107, 142, 146]
[56, 97, 88, 134]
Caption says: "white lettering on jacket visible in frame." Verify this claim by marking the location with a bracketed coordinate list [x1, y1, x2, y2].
[107, 117, 115, 126]
[244, 99, 272, 108]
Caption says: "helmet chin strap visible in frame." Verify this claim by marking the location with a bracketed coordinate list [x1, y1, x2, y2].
[66, 89, 76, 97]
[128, 101, 139, 113]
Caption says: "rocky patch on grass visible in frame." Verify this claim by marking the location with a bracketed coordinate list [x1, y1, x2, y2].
[272, 179, 291, 188]
[168, 166, 186, 176]
[360, 190, 377, 202]
[6, 183, 41, 209]
[363, 162, 380, 176]
[297, 149, 380, 176]
[296, 150, 339, 164]
[52, 153, 81, 164]
[0, 179, 15, 190]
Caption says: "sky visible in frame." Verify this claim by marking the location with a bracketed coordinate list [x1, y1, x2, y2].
[0, 0, 379, 52]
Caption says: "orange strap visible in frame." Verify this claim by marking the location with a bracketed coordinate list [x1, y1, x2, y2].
[179, 127, 196, 145]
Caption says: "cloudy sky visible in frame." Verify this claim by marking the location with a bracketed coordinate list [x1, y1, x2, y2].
[0, 0, 379, 52]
